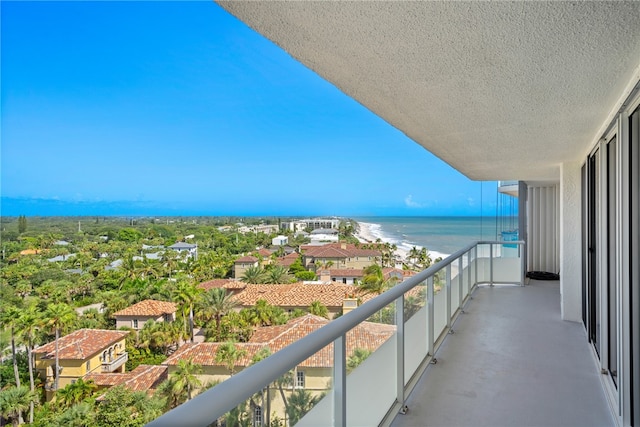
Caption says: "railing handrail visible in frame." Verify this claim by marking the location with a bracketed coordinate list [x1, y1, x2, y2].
[102, 351, 127, 365]
[147, 240, 524, 427]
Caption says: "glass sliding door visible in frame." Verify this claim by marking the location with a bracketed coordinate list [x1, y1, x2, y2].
[606, 136, 618, 387]
[587, 149, 601, 357]
[629, 105, 639, 427]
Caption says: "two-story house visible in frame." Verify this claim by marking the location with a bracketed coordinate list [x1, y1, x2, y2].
[112, 299, 177, 330]
[34, 329, 129, 400]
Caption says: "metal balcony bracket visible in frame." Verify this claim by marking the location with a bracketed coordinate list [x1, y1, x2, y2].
[430, 358, 438, 364]
[448, 329, 455, 334]
[399, 405, 409, 415]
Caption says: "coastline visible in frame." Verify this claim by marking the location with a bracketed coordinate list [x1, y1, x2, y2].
[353, 220, 450, 263]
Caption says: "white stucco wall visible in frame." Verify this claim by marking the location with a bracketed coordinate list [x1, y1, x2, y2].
[560, 162, 582, 322]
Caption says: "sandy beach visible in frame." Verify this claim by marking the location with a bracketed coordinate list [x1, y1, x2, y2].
[353, 220, 450, 264]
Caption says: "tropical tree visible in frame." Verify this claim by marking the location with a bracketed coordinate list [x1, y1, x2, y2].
[198, 288, 239, 341]
[173, 280, 202, 343]
[347, 348, 372, 373]
[286, 389, 320, 425]
[241, 265, 266, 284]
[15, 304, 41, 423]
[0, 385, 38, 427]
[56, 401, 94, 427]
[0, 304, 23, 388]
[170, 358, 202, 402]
[43, 302, 77, 391]
[309, 301, 329, 319]
[358, 265, 398, 322]
[264, 265, 293, 284]
[215, 341, 248, 376]
[55, 378, 97, 409]
[418, 247, 433, 270]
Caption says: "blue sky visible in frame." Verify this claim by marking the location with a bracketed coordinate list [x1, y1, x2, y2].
[1, 1, 499, 217]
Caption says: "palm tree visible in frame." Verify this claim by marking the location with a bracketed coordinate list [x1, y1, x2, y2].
[241, 265, 266, 284]
[55, 378, 97, 409]
[199, 288, 239, 341]
[15, 304, 41, 423]
[309, 301, 329, 319]
[173, 280, 202, 343]
[265, 265, 294, 284]
[215, 341, 248, 376]
[44, 303, 77, 391]
[0, 304, 23, 388]
[286, 389, 320, 425]
[359, 265, 398, 322]
[56, 401, 94, 427]
[347, 348, 372, 373]
[418, 247, 433, 270]
[0, 385, 38, 427]
[408, 246, 420, 266]
[170, 358, 202, 401]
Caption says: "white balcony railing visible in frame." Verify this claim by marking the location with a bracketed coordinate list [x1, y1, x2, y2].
[148, 241, 525, 427]
[102, 352, 128, 373]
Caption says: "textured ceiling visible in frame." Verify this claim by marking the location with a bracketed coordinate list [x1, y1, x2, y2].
[217, 1, 640, 181]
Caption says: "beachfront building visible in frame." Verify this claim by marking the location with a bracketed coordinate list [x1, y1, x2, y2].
[309, 228, 339, 243]
[300, 242, 380, 271]
[34, 329, 129, 400]
[112, 299, 177, 330]
[281, 218, 341, 232]
[151, 3, 640, 427]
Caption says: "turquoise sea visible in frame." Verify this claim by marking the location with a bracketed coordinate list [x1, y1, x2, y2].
[353, 216, 514, 257]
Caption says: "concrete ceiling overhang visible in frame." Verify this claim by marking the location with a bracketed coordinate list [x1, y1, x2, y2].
[217, 1, 640, 181]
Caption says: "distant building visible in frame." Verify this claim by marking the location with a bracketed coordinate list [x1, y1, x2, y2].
[301, 243, 380, 271]
[272, 235, 289, 246]
[86, 364, 168, 396]
[234, 255, 259, 279]
[168, 242, 198, 259]
[113, 300, 177, 330]
[281, 218, 341, 232]
[309, 228, 339, 243]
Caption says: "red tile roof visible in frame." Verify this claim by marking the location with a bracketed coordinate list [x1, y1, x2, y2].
[34, 329, 129, 360]
[301, 243, 380, 258]
[113, 300, 176, 317]
[235, 256, 258, 263]
[232, 283, 372, 308]
[257, 249, 272, 257]
[86, 364, 168, 391]
[198, 279, 245, 291]
[164, 314, 394, 369]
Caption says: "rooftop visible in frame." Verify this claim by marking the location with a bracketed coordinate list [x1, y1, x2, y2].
[232, 283, 371, 308]
[34, 329, 129, 360]
[112, 300, 177, 317]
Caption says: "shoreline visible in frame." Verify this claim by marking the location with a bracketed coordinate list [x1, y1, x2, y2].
[353, 220, 450, 263]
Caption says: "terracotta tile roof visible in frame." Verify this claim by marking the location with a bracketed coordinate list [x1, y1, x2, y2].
[198, 279, 245, 291]
[233, 283, 371, 308]
[164, 314, 394, 369]
[382, 268, 417, 279]
[301, 243, 380, 258]
[235, 256, 258, 263]
[113, 300, 176, 317]
[34, 329, 129, 360]
[163, 342, 266, 367]
[257, 249, 272, 257]
[329, 269, 364, 277]
[87, 364, 168, 393]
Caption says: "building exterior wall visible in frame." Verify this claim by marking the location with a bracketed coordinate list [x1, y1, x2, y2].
[115, 314, 169, 330]
[560, 161, 582, 322]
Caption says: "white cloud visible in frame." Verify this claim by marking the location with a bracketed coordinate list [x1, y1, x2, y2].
[404, 195, 422, 208]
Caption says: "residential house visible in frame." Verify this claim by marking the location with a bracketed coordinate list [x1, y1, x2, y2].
[321, 268, 364, 285]
[162, 314, 395, 423]
[34, 329, 129, 399]
[168, 242, 198, 259]
[275, 251, 300, 269]
[234, 255, 259, 279]
[112, 300, 177, 330]
[231, 283, 373, 318]
[309, 228, 339, 243]
[300, 243, 380, 271]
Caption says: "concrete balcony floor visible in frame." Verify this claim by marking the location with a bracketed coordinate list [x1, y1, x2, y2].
[391, 280, 614, 427]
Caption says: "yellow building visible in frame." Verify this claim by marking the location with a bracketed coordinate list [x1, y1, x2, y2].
[163, 315, 395, 423]
[34, 329, 129, 400]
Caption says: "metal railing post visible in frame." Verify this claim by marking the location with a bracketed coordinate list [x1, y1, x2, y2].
[458, 256, 464, 308]
[489, 243, 494, 287]
[520, 241, 526, 286]
[446, 265, 452, 330]
[474, 245, 478, 288]
[427, 277, 434, 357]
[396, 296, 406, 413]
[334, 335, 346, 427]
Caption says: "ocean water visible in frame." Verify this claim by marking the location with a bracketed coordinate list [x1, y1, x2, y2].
[353, 216, 509, 257]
